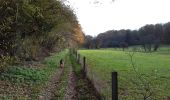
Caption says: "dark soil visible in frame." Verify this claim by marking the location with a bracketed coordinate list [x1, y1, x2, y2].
[70, 53, 101, 100]
[75, 70, 101, 100]
[64, 67, 78, 100]
[39, 68, 64, 100]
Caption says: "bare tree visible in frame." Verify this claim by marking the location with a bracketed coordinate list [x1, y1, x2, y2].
[126, 52, 157, 100]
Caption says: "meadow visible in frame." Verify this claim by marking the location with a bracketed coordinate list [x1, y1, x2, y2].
[79, 46, 170, 99]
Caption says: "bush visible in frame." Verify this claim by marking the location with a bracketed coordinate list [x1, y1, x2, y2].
[0, 55, 14, 72]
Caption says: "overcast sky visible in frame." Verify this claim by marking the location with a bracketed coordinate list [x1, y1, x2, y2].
[67, 0, 170, 36]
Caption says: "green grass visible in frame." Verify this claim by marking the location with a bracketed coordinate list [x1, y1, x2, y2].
[1, 50, 68, 84]
[53, 53, 70, 99]
[0, 49, 68, 99]
[79, 47, 170, 99]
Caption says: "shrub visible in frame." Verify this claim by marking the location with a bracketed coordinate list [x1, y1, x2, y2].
[0, 55, 14, 72]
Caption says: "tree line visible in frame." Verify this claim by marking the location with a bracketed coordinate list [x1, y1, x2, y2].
[0, 0, 84, 70]
[84, 22, 170, 52]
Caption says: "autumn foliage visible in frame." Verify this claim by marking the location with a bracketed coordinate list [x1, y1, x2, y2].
[0, 0, 84, 69]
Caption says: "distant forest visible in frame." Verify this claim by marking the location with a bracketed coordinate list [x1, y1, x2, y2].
[84, 22, 170, 52]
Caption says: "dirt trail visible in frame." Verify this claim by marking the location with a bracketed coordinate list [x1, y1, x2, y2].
[38, 53, 101, 100]
[39, 68, 64, 100]
[69, 54, 101, 100]
[64, 66, 77, 100]
[75, 70, 101, 100]
[64, 67, 100, 100]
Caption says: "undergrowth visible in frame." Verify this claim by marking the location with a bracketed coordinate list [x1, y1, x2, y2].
[0, 50, 68, 99]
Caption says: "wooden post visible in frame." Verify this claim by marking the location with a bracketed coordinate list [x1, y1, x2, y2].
[83, 56, 86, 72]
[74, 49, 77, 56]
[76, 51, 78, 59]
[112, 72, 118, 100]
[69, 49, 72, 54]
[77, 54, 80, 63]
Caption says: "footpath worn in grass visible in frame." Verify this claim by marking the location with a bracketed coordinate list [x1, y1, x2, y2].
[53, 53, 70, 99]
[70, 53, 100, 99]
[0, 50, 68, 99]
[79, 48, 170, 99]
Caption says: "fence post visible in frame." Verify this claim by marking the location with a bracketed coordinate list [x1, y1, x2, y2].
[74, 50, 77, 56]
[112, 72, 118, 100]
[69, 49, 72, 54]
[77, 54, 80, 64]
[83, 56, 86, 72]
[76, 52, 78, 60]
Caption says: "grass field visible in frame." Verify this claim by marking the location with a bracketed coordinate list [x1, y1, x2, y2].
[79, 47, 170, 99]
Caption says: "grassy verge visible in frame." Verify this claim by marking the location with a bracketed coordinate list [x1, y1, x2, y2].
[53, 53, 70, 99]
[0, 50, 68, 99]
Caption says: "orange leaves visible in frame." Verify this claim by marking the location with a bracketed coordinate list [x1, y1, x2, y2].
[72, 24, 85, 45]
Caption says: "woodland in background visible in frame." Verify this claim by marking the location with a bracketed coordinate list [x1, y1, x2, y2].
[84, 22, 170, 52]
[0, 0, 84, 70]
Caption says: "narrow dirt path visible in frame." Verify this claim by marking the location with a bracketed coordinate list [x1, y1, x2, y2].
[69, 54, 101, 100]
[64, 66, 78, 100]
[75, 70, 101, 100]
[38, 53, 101, 100]
[39, 68, 64, 100]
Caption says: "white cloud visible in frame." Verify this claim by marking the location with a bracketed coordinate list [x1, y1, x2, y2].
[68, 0, 170, 36]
